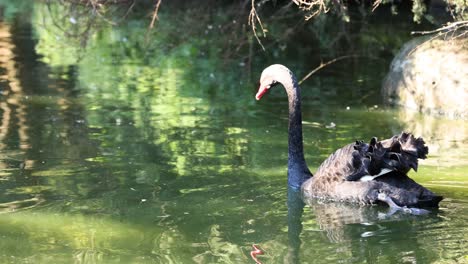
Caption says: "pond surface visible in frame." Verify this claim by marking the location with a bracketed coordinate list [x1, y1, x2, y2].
[0, 2, 467, 263]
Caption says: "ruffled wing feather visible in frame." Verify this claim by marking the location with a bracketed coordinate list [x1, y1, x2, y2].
[345, 132, 429, 181]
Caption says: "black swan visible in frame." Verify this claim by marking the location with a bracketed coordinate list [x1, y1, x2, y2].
[255, 64, 442, 211]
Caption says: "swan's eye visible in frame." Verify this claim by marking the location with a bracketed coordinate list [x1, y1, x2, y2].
[268, 80, 278, 88]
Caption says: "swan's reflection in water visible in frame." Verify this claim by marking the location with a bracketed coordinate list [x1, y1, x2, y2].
[304, 198, 407, 243]
[286, 187, 441, 264]
[285, 188, 306, 264]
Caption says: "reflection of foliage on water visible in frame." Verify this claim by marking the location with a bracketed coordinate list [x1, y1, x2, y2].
[396, 111, 468, 167]
[0, 2, 291, 262]
[395, 110, 468, 194]
[30, 0, 256, 178]
[33, 1, 118, 66]
[0, 0, 32, 22]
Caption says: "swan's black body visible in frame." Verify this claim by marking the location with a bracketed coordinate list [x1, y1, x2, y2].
[256, 64, 442, 208]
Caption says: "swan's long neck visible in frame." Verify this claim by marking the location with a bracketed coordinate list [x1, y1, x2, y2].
[283, 74, 310, 189]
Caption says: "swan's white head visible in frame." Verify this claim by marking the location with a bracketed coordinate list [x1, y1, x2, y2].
[256, 64, 293, 100]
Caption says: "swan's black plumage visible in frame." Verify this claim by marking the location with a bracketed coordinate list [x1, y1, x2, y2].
[256, 64, 442, 208]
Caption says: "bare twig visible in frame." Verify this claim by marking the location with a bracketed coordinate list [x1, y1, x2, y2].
[292, 0, 329, 20]
[149, 0, 162, 30]
[248, 0, 266, 50]
[371, 0, 382, 12]
[298, 55, 360, 85]
[113, 0, 136, 24]
[452, 30, 468, 40]
[411, 21, 468, 35]
[408, 21, 468, 56]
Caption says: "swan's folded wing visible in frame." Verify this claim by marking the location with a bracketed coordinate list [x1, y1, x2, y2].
[314, 143, 368, 182]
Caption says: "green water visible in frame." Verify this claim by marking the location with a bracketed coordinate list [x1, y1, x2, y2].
[0, 1, 467, 263]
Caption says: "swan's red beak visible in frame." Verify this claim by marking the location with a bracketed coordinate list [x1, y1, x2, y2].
[255, 85, 269, 100]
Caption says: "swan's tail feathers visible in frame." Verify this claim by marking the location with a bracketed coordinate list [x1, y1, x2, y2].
[349, 133, 429, 181]
[377, 132, 429, 174]
[387, 132, 428, 158]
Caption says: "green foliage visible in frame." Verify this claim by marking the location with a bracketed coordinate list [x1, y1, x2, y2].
[260, 0, 467, 25]
[0, 0, 32, 21]
[411, 0, 427, 23]
[452, 0, 468, 20]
